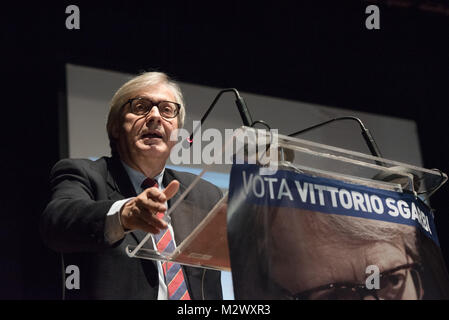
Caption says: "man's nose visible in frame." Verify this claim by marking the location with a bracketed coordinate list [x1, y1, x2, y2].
[145, 106, 162, 124]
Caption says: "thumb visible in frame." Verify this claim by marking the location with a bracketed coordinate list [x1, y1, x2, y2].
[163, 180, 180, 200]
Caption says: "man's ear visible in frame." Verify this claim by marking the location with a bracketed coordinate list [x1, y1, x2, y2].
[111, 126, 119, 140]
[111, 122, 120, 139]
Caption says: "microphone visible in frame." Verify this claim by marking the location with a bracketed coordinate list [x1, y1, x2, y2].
[288, 116, 383, 159]
[287, 117, 431, 195]
[288, 116, 386, 169]
[188, 88, 254, 144]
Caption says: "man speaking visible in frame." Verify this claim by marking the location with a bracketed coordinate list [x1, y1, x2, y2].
[41, 72, 223, 300]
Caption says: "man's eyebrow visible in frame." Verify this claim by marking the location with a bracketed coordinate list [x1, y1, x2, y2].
[134, 96, 153, 100]
[135, 96, 172, 103]
[371, 258, 407, 273]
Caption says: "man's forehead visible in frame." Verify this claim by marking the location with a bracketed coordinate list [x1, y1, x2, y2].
[132, 84, 176, 101]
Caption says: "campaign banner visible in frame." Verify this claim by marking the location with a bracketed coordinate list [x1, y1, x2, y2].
[227, 164, 449, 300]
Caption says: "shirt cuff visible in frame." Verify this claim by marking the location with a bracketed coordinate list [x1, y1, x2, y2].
[104, 198, 134, 244]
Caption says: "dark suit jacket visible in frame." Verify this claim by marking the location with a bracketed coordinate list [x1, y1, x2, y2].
[40, 156, 223, 300]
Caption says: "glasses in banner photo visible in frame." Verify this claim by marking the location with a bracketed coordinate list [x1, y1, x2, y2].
[227, 164, 449, 300]
[276, 263, 423, 300]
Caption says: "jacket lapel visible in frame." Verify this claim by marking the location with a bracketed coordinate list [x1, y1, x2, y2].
[106, 157, 137, 200]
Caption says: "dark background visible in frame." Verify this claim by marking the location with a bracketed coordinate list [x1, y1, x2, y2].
[2, 1, 449, 299]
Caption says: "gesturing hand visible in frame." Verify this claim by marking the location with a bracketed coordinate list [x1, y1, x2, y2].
[120, 180, 180, 234]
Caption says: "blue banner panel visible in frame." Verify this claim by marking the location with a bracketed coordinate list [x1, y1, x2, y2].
[227, 164, 449, 300]
[229, 164, 438, 246]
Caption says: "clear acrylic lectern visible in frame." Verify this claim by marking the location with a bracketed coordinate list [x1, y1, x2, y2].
[126, 126, 447, 271]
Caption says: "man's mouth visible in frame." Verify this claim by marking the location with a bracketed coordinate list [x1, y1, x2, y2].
[141, 131, 163, 140]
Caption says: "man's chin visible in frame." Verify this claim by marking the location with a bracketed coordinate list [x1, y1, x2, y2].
[136, 142, 169, 157]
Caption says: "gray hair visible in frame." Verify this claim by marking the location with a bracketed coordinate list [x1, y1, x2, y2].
[272, 210, 419, 259]
[106, 71, 186, 155]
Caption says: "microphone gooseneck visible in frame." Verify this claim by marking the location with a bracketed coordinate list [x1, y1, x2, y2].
[288, 116, 384, 162]
[188, 88, 254, 145]
[286, 117, 436, 193]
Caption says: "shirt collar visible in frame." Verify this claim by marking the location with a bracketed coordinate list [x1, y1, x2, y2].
[121, 160, 165, 193]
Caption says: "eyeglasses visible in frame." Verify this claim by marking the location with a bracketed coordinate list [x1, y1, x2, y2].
[122, 97, 181, 119]
[272, 263, 423, 300]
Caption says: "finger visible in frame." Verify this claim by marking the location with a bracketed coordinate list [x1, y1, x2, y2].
[129, 212, 167, 234]
[144, 187, 167, 203]
[134, 217, 162, 234]
[139, 211, 168, 230]
[163, 180, 180, 200]
[132, 202, 167, 227]
[136, 196, 167, 214]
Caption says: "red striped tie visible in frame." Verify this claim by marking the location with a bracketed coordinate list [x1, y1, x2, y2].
[141, 178, 191, 300]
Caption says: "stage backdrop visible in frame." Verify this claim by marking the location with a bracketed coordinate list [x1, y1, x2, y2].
[66, 64, 423, 166]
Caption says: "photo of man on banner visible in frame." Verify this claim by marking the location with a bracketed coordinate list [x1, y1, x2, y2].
[227, 164, 449, 300]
